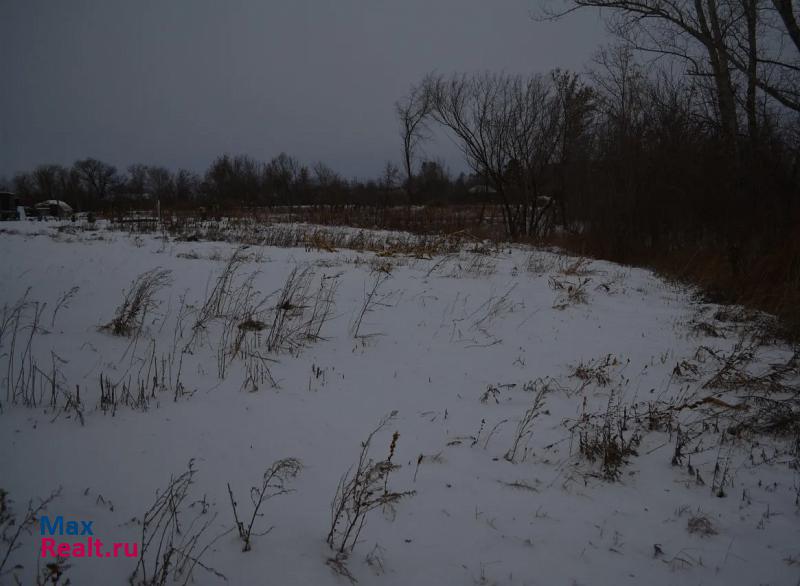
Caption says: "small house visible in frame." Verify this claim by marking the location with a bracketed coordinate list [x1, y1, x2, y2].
[34, 200, 74, 218]
[0, 192, 19, 220]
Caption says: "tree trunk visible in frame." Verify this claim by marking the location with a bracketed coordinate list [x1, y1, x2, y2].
[744, 0, 759, 146]
[695, 0, 740, 147]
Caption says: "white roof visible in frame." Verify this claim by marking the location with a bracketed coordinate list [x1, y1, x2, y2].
[35, 200, 73, 212]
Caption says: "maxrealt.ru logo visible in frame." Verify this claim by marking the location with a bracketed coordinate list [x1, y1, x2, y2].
[40, 516, 138, 558]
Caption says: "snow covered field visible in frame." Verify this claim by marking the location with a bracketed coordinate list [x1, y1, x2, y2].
[1, 220, 798, 585]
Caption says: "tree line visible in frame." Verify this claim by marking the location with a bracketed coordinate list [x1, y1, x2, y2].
[2, 152, 478, 212]
[398, 57, 797, 247]
[389, 0, 800, 332]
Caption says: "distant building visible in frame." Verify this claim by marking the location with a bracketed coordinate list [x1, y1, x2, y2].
[467, 184, 497, 195]
[0, 192, 20, 220]
[34, 200, 74, 218]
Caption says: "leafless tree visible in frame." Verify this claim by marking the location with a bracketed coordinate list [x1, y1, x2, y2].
[420, 72, 562, 238]
[127, 163, 149, 196]
[395, 82, 432, 197]
[174, 169, 199, 201]
[543, 0, 742, 147]
[263, 152, 305, 206]
[543, 0, 800, 144]
[313, 162, 342, 194]
[31, 165, 68, 201]
[147, 166, 175, 201]
[724, 0, 800, 114]
[380, 161, 401, 191]
[588, 46, 649, 147]
[551, 69, 595, 226]
[73, 158, 120, 202]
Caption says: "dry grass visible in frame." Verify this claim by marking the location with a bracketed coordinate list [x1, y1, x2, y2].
[687, 513, 717, 537]
[103, 268, 172, 337]
[0, 487, 63, 583]
[549, 276, 591, 309]
[701, 338, 798, 394]
[109, 215, 472, 258]
[350, 271, 392, 339]
[327, 412, 414, 556]
[570, 354, 619, 391]
[553, 231, 800, 343]
[571, 395, 642, 481]
[557, 256, 594, 276]
[130, 460, 228, 585]
[227, 458, 302, 552]
[504, 385, 548, 463]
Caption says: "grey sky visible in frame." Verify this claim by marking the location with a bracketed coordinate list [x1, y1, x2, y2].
[0, 0, 605, 180]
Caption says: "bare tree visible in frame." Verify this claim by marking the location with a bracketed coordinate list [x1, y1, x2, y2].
[18, 164, 83, 208]
[263, 152, 304, 206]
[724, 0, 800, 113]
[127, 163, 149, 196]
[551, 69, 595, 227]
[147, 166, 175, 202]
[421, 72, 562, 238]
[313, 162, 343, 193]
[588, 46, 649, 149]
[772, 0, 800, 53]
[30, 165, 67, 201]
[174, 169, 199, 201]
[395, 82, 432, 198]
[203, 154, 262, 204]
[544, 0, 741, 146]
[73, 158, 120, 202]
[544, 0, 800, 148]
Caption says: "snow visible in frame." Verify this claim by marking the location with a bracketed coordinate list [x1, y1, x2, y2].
[1, 219, 798, 585]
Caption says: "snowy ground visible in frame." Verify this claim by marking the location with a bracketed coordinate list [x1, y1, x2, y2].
[1, 220, 798, 585]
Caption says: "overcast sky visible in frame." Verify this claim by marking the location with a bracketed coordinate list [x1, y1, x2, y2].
[0, 0, 605, 180]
